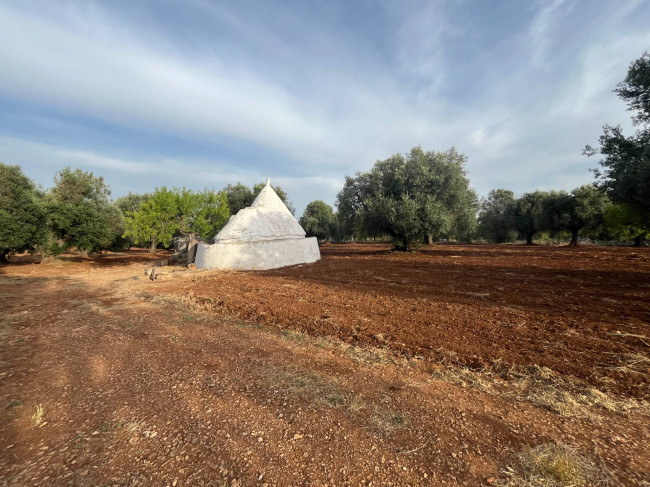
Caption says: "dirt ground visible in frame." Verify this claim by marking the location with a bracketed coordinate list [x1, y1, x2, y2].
[1, 244, 649, 486]
[165, 244, 650, 399]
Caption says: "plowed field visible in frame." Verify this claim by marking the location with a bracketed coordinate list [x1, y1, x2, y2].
[1, 244, 649, 486]
[160, 244, 650, 398]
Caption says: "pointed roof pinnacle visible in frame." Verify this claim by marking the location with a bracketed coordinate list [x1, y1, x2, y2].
[213, 178, 303, 242]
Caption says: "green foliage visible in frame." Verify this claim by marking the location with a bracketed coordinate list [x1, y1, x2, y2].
[124, 187, 230, 252]
[46, 167, 120, 256]
[224, 181, 295, 215]
[336, 146, 478, 250]
[114, 193, 150, 249]
[115, 192, 150, 215]
[543, 186, 609, 245]
[365, 194, 424, 249]
[300, 200, 336, 241]
[585, 52, 650, 244]
[0, 163, 47, 261]
[335, 174, 366, 241]
[123, 187, 179, 252]
[177, 188, 230, 241]
[224, 183, 254, 215]
[514, 191, 550, 244]
[478, 189, 517, 243]
[615, 51, 650, 126]
[602, 202, 649, 243]
[586, 125, 650, 216]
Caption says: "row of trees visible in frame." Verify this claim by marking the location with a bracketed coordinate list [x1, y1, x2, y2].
[299, 164, 624, 248]
[477, 186, 615, 246]
[0, 166, 124, 261]
[299, 52, 649, 248]
[0, 167, 297, 259]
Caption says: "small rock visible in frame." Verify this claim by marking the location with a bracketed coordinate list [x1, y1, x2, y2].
[293, 434, 304, 440]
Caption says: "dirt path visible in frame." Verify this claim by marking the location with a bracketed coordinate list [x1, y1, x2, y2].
[1, 247, 649, 486]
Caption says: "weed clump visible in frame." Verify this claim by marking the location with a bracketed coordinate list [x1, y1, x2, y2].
[500, 443, 611, 486]
[31, 404, 45, 427]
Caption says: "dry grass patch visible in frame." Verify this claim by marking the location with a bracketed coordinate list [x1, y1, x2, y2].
[429, 363, 649, 420]
[606, 352, 650, 375]
[260, 366, 362, 412]
[31, 404, 45, 427]
[369, 407, 407, 435]
[0, 317, 12, 339]
[499, 443, 612, 486]
[281, 329, 309, 342]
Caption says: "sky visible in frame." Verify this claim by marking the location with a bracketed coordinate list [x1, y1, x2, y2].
[1, 0, 649, 215]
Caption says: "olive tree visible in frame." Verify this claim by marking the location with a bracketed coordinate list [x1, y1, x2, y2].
[0, 163, 46, 261]
[300, 200, 335, 241]
[336, 147, 478, 250]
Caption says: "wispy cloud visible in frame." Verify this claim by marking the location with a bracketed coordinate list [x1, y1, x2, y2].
[0, 1, 648, 213]
[528, 0, 572, 68]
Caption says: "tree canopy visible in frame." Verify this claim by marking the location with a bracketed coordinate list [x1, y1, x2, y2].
[336, 147, 478, 250]
[177, 188, 230, 241]
[123, 187, 229, 252]
[478, 189, 516, 243]
[123, 187, 179, 252]
[514, 191, 549, 245]
[543, 186, 609, 246]
[615, 52, 650, 126]
[224, 183, 254, 215]
[585, 52, 650, 245]
[0, 163, 46, 261]
[300, 200, 336, 241]
[225, 181, 295, 215]
[46, 167, 121, 257]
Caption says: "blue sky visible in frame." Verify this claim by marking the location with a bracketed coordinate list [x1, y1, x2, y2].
[1, 0, 648, 215]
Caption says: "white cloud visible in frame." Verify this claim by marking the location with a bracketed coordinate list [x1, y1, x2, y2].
[0, 1, 648, 215]
[528, 0, 572, 68]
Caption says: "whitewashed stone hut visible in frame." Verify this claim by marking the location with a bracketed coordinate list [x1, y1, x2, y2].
[195, 180, 320, 270]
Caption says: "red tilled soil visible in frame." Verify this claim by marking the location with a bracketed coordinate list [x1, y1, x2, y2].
[1, 246, 649, 486]
[159, 244, 650, 399]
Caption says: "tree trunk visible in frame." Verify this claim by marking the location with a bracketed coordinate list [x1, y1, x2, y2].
[79, 249, 89, 258]
[395, 238, 410, 252]
[187, 234, 198, 263]
[149, 238, 157, 253]
[427, 234, 433, 245]
[569, 230, 579, 246]
[633, 234, 644, 247]
[526, 233, 534, 245]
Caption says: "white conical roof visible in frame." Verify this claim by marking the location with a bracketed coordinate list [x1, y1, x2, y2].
[250, 179, 293, 215]
[214, 180, 306, 242]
